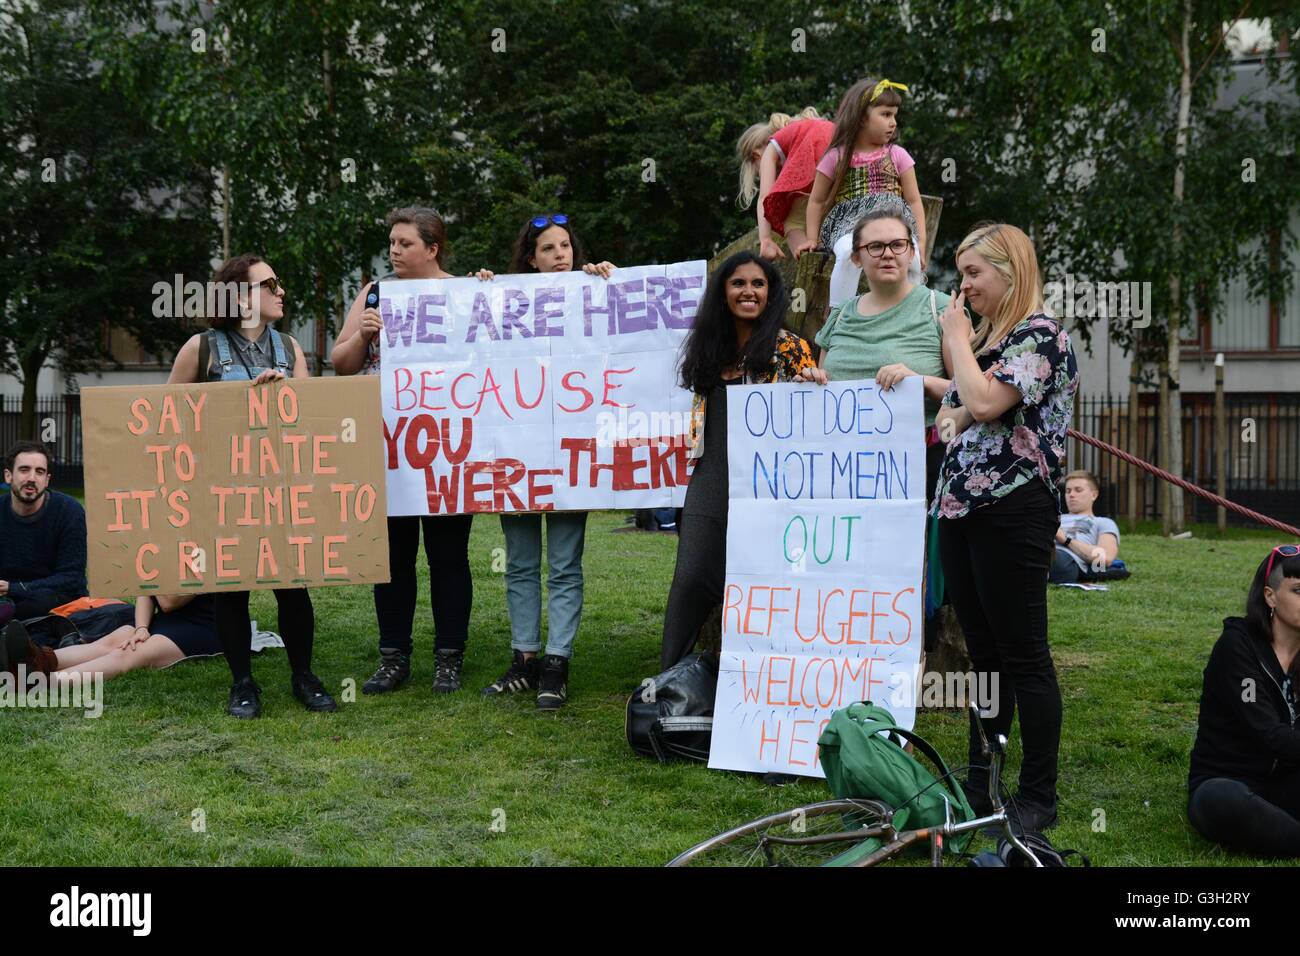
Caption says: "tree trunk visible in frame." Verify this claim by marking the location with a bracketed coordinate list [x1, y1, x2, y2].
[319, 28, 340, 377]
[221, 165, 231, 261]
[1159, 353, 1171, 534]
[1165, 0, 1193, 534]
[1127, 368, 1140, 530]
[18, 348, 44, 441]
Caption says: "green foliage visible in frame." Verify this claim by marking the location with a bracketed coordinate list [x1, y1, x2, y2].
[0, 0, 213, 432]
[12, 0, 1300, 384]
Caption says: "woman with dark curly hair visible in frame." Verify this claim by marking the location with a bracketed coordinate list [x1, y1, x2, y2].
[659, 251, 814, 669]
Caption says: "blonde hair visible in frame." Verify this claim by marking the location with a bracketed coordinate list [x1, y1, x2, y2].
[1064, 469, 1100, 493]
[956, 222, 1045, 355]
[736, 107, 821, 208]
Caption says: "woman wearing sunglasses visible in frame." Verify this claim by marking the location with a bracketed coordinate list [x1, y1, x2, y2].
[333, 206, 476, 696]
[1188, 544, 1300, 856]
[473, 213, 612, 710]
[168, 254, 335, 718]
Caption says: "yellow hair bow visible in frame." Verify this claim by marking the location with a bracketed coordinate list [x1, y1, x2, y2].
[863, 79, 910, 105]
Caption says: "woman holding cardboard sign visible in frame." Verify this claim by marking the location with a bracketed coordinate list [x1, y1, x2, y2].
[332, 206, 475, 696]
[168, 253, 336, 718]
[659, 251, 814, 670]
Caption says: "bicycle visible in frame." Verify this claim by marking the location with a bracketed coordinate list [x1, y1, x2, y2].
[666, 703, 1044, 867]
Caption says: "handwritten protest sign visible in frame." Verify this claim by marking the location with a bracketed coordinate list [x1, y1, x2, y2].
[83, 377, 390, 596]
[378, 262, 704, 515]
[708, 377, 927, 778]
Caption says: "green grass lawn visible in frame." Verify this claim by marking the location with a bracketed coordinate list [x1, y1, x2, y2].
[0, 511, 1286, 866]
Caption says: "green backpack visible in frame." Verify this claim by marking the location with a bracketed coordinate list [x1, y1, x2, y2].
[818, 701, 975, 862]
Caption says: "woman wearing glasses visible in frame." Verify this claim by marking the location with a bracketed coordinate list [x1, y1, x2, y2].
[168, 254, 336, 717]
[332, 206, 475, 696]
[797, 208, 952, 470]
[471, 213, 613, 710]
[1188, 545, 1300, 857]
[795, 209, 952, 655]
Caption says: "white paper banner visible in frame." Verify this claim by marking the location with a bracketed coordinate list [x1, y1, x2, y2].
[378, 261, 705, 514]
[708, 377, 927, 777]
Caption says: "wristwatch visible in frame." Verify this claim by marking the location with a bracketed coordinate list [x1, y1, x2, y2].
[1062, 536, 1075, 548]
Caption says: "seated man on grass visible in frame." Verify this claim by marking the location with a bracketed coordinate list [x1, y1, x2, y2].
[0, 441, 87, 629]
[1050, 469, 1120, 584]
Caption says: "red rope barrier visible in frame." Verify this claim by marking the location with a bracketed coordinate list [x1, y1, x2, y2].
[1066, 427, 1300, 539]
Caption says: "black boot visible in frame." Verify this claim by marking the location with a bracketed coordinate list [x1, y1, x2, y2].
[362, 648, 411, 695]
[227, 676, 262, 719]
[536, 654, 569, 711]
[291, 671, 338, 712]
[432, 648, 464, 694]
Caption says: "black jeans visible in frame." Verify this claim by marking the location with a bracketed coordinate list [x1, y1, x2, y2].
[938, 479, 1060, 806]
[215, 588, 314, 682]
[14, 590, 80, 622]
[374, 514, 473, 655]
[660, 512, 725, 670]
[1188, 774, 1300, 857]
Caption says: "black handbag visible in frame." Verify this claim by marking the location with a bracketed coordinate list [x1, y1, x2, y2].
[625, 651, 719, 763]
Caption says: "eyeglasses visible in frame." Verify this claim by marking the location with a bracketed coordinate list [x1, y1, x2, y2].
[1265, 545, 1300, 581]
[530, 213, 569, 230]
[855, 238, 912, 258]
[253, 276, 285, 295]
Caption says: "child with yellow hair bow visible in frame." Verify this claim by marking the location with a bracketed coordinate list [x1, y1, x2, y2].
[795, 77, 928, 308]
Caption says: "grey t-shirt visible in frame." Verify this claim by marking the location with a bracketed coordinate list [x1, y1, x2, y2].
[1057, 513, 1121, 571]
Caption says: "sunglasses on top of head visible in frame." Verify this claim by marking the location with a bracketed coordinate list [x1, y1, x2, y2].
[1265, 544, 1300, 581]
[530, 213, 569, 230]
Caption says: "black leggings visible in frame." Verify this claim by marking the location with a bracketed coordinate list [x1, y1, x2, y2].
[374, 514, 473, 655]
[938, 479, 1060, 806]
[660, 512, 725, 670]
[215, 588, 314, 682]
[1188, 774, 1300, 857]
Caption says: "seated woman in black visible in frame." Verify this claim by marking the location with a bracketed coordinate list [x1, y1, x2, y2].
[1188, 545, 1300, 856]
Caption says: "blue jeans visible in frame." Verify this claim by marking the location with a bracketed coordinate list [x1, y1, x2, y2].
[1049, 547, 1081, 584]
[500, 512, 588, 659]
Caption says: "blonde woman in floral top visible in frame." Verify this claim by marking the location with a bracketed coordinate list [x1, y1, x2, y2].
[933, 222, 1079, 834]
[661, 251, 814, 669]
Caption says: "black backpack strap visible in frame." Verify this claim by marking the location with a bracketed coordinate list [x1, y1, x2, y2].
[870, 724, 955, 790]
[197, 332, 210, 383]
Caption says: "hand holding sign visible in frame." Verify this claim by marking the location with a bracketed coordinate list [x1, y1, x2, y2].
[875, 363, 915, 391]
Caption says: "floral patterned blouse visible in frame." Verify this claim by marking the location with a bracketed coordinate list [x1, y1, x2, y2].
[687, 329, 814, 459]
[931, 314, 1078, 519]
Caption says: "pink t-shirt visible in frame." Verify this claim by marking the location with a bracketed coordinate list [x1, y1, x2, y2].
[816, 144, 915, 178]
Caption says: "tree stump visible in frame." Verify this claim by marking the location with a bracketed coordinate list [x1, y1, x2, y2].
[928, 605, 972, 681]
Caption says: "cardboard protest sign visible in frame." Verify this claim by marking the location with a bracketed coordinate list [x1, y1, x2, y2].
[83, 376, 389, 596]
[708, 378, 927, 778]
[378, 262, 704, 515]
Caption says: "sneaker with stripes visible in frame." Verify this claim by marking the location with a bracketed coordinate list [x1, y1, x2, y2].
[481, 649, 540, 697]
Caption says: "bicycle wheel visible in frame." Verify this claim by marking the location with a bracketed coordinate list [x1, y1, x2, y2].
[666, 799, 894, 867]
